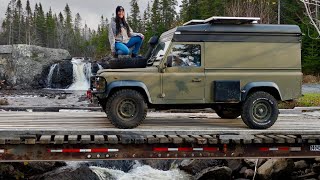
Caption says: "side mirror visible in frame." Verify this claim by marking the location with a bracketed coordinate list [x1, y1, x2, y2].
[148, 36, 159, 46]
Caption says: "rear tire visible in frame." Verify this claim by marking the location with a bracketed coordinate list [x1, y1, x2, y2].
[241, 91, 278, 129]
[106, 89, 147, 129]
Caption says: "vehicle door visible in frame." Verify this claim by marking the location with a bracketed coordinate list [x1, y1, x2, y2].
[161, 42, 205, 103]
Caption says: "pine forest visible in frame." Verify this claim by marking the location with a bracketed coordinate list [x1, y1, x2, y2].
[0, 0, 319, 74]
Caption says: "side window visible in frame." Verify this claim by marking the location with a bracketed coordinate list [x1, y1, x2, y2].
[167, 44, 201, 67]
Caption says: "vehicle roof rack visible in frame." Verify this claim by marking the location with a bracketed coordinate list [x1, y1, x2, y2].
[183, 16, 260, 26]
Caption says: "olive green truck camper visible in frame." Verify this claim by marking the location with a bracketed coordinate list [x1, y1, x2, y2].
[88, 16, 302, 129]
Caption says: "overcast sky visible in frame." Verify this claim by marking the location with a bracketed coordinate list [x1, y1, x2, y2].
[0, 0, 182, 30]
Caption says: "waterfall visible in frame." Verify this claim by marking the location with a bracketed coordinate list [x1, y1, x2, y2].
[68, 58, 91, 90]
[98, 64, 103, 70]
[47, 64, 58, 88]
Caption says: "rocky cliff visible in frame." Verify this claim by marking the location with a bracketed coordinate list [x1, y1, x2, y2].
[0, 44, 71, 89]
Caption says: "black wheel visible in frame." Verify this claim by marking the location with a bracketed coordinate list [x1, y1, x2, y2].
[241, 91, 278, 129]
[106, 89, 147, 129]
[98, 98, 107, 112]
[215, 108, 241, 119]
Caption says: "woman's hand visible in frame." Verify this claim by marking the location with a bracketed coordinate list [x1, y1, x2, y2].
[138, 33, 144, 40]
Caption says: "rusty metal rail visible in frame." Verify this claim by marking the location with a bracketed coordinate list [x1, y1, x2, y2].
[0, 111, 319, 161]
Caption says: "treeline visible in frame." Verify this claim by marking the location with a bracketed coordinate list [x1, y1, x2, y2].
[0, 0, 320, 74]
[0, 0, 109, 57]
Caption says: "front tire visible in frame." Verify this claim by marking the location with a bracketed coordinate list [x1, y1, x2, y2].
[241, 91, 278, 129]
[106, 89, 147, 129]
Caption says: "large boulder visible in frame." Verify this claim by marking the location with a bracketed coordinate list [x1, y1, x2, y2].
[30, 165, 100, 180]
[179, 159, 226, 175]
[257, 159, 294, 180]
[0, 44, 70, 89]
[194, 166, 232, 180]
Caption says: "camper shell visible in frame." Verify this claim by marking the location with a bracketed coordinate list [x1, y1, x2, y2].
[89, 16, 302, 130]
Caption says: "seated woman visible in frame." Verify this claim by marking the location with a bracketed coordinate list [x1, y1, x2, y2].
[108, 6, 144, 58]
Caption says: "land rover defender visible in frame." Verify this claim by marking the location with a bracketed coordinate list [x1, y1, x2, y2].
[88, 16, 302, 129]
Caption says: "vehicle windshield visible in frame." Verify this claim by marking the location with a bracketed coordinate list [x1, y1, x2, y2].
[151, 40, 171, 60]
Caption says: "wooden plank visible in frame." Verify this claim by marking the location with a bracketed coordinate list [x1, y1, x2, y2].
[255, 135, 274, 144]
[6, 137, 21, 144]
[134, 136, 146, 144]
[192, 135, 207, 144]
[68, 135, 78, 144]
[80, 135, 91, 144]
[147, 135, 159, 144]
[20, 135, 36, 145]
[266, 135, 285, 144]
[54, 135, 64, 144]
[204, 135, 218, 144]
[107, 135, 118, 144]
[121, 135, 133, 144]
[253, 136, 263, 144]
[156, 135, 171, 144]
[301, 135, 320, 140]
[179, 135, 196, 144]
[168, 135, 183, 144]
[39, 135, 52, 144]
[276, 135, 296, 144]
[93, 135, 105, 144]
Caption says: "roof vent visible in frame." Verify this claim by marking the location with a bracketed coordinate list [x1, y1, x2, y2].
[183, 16, 260, 26]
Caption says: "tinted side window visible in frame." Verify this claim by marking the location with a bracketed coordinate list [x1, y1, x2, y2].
[167, 44, 201, 67]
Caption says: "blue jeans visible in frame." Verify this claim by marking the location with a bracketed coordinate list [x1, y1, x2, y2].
[115, 36, 143, 55]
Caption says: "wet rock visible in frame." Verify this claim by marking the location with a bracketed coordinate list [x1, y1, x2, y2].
[315, 158, 320, 162]
[78, 95, 87, 102]
[48, 61, 73, 89]
[0, 98, 9, 105]
[318, 175, 320, 180]
[244, 169, 254, 178]
[58, 94, 67, 99]
[244, 159, 257, 168]
[295, 160, 309, 169]
[296, 172, 318, 179]
[194, 166, 232, 180]
[179, 159, 226, 175]
[306, 168, 312, 174]
[31, 165, 99, 180]
[239, 167, 247, 175]
[312, 164, 320, 173]
[227, 159, 242, 174]
[26, 162, 66, 174]
[257, 159, 294, 180]
[0, 45, 70, 89]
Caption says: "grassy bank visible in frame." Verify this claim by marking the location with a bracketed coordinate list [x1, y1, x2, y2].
[279, 93, 320, 109]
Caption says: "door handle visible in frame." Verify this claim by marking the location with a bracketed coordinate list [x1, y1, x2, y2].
[192, 78, 202, 82]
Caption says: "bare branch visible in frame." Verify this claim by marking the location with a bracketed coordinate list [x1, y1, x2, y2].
[299, 0, 320, 39]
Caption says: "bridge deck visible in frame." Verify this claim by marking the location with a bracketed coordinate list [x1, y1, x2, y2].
[0, 111, 318, 136]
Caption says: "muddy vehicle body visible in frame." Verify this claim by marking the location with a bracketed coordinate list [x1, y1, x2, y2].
[88, 17, 302, 129]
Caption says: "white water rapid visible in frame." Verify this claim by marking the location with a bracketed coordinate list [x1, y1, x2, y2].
[68, 58, 92, 90]
[90, 161, 191, 180]
[46, 64, 58, 88]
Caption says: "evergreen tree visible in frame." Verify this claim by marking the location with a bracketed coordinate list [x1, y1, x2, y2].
[129, 0, 141, 32]
[25, 0, 32, 44]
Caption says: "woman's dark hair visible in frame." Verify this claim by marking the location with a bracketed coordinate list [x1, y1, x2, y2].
[115, 6, 130, 36]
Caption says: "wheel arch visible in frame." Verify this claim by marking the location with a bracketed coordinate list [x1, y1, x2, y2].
[241, 82, 282, 101]
[106, 81, 152, 104]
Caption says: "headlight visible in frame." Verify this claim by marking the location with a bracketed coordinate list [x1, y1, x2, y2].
[90, 76, 106, 92]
